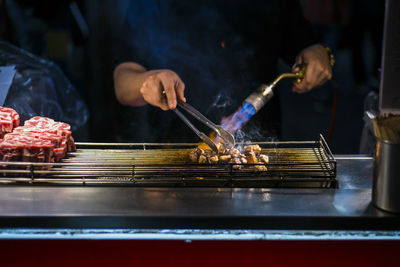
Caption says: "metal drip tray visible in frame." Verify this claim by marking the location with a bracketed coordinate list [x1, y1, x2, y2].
[0, 135, 337, 188]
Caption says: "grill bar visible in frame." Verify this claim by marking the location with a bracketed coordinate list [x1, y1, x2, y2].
[0, 135, 336, 188]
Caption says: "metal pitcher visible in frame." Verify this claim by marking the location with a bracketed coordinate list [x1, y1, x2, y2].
[372, 138, 400, 213]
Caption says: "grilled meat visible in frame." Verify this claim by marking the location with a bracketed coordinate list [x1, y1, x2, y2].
[259, 154, 269, 164]
[189, 143, 269, 171]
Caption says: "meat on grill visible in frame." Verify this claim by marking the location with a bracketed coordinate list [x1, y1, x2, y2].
[0, 107, 20, 138]
[0, 113, 76, 164]
[189, 143, 269, 171]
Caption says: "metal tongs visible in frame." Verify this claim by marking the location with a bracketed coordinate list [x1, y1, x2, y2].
[174, 99, 235, 152]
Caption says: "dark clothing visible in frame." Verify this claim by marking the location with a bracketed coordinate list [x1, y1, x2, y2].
[348, 0, 384, 84]
[110, 0, 314, 142]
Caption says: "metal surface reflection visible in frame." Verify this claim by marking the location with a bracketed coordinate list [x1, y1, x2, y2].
[0, 156, 399, 230]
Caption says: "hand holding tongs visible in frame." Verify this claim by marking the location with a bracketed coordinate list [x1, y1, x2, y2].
[173, 99, 235, 152]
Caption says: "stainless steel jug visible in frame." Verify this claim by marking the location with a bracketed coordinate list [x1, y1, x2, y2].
[372, 138, 400, 213]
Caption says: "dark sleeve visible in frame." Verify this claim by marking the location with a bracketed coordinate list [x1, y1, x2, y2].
[279, 0, 316, 65]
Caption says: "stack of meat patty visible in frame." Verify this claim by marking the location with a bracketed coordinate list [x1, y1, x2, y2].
[0, 107, 20, 138]
[0, 107, 75, 163]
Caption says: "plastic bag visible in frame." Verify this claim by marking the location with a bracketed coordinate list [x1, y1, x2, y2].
[0, 41, 88, 131]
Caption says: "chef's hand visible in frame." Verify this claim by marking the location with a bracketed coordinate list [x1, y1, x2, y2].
[140, 70, 186, 111]
[114, 63, 186, 110]
[292, 44, 333, 93]
[140, 70, 186, 110]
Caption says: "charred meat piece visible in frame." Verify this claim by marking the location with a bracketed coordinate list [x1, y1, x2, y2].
[219, 154, 232, 162]
[254, 165, 268, 172]
[190, 148, 219, 164]
[216, 142, 225, 153]
[231, 157, 242, 170]
[209, 155, 219, 163]
[228, 147, 240, 156]
[243, 144, 261, 155]
[189, 148, 202, 162]
[198, 154, 207, 164]
[245, 151, 257, 164]
[259, 154, 269, 164]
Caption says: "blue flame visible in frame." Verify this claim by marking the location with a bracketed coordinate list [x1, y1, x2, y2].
[221, 102, 256, 133]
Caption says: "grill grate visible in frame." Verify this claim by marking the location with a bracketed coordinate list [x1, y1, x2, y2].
[0, 135, 336, 188]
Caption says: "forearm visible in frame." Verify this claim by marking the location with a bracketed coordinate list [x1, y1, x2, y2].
[113, 62, 151, 106]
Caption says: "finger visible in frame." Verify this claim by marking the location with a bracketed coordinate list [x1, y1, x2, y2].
[153, 76, 169, 111]
[160, 75, 177, 110]
[159, 88, 169, 111]
[292, 65, 300, 73]
[292, 56, 303, 72]
[175, 79, 186, 102]
[295, 61, 322, 93]
[294, 75, 313, 93]
[293, 70, 313, 93]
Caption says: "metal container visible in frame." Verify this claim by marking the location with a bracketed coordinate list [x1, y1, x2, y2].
[372, 138, 400, 213]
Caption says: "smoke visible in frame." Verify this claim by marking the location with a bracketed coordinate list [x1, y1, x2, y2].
[109, 0, 270, 142]
[208, 93, 233, 111]
[235, 127, 263, 143]
[233, 124, 278, 148]
[113, 0, 255, 104]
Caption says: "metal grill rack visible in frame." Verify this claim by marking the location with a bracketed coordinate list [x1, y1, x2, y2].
[0, 135, 336, 188]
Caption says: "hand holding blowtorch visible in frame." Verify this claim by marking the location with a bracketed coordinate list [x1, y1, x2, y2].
[243, 63, 307, 114]
[292, 44, 334, 93]
[221, 44, 334, 134]
[220, 64, 307, 133]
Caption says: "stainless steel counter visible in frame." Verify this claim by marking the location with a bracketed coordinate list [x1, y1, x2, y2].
[0, 156, 399, 240]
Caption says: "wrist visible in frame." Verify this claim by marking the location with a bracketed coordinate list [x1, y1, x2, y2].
[321, 44, 335, 68]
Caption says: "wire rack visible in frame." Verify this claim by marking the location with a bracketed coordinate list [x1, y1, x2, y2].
[0, 135, 336, 188]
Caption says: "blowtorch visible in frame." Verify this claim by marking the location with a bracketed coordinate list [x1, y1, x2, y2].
[221, 64, 307, 133]
[244, 64, 306, 113]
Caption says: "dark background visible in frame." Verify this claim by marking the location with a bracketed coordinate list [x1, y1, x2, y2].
[0, 0, 385, 154]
